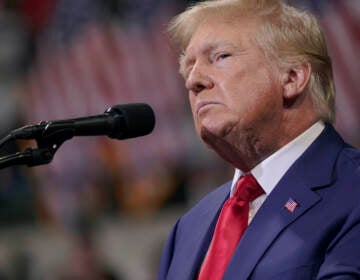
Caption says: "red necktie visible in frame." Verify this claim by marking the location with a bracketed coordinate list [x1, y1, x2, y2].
[197, 173, 264, 280]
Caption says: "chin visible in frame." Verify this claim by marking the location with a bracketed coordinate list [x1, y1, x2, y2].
[198, 121, 234, 145]
[201, 115, 237, 136]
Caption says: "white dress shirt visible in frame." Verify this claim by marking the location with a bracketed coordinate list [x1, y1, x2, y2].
[230, 121, 325, 223]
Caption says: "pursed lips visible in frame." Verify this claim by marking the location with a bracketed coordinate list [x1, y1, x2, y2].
[196, 101, 221, 115]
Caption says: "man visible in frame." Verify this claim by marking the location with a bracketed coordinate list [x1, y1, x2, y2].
[158, 0, 360, 279]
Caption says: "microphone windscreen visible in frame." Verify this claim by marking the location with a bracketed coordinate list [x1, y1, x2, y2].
[108, 103, 155, 139]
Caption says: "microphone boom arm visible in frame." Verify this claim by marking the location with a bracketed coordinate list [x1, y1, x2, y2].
[0, 125, 74, 169]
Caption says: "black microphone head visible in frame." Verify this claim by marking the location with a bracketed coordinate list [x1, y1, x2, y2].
[106, 103, 155, 140]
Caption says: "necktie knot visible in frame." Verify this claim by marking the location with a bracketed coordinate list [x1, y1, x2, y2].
[234, 173, 264, 202]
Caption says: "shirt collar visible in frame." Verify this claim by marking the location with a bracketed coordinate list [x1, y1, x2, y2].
[230, 121, 325, 196]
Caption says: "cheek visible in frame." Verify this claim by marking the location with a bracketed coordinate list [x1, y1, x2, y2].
[226, 73, 283, 122]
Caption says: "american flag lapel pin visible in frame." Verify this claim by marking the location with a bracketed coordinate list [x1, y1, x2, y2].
[284, 198, 298, 213]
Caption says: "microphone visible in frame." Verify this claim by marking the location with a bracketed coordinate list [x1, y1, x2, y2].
[11, 103, 155, 141]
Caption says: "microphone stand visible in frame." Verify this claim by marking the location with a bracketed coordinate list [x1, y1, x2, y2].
[0, 128, 74, 170]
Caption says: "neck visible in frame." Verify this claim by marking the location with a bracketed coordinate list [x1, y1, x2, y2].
[225, 113, 320, 172]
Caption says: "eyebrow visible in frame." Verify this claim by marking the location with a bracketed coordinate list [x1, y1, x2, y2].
[179, 40, 243, 77]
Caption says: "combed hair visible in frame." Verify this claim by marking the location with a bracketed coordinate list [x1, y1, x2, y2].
[168, 0, 335, 123]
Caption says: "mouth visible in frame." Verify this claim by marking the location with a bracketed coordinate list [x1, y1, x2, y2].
[196, 101, 220, 115]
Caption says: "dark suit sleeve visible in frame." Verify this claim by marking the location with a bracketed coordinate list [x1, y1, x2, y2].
[158, 219, 180, 280]
[316, 203, 360, 279]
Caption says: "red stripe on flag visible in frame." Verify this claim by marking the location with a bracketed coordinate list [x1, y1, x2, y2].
[319, 2, 360, 141]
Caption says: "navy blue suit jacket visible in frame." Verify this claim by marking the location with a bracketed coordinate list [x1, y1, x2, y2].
[158, 125, 360, 279]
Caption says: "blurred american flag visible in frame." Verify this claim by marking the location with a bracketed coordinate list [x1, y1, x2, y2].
[292, 0, 360, 145]
[23, 0, 188, 168]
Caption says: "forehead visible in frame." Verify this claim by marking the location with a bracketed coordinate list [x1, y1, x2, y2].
[185, 16, 259, 55]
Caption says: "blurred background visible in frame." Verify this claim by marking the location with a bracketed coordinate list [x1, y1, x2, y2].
[0, 0, 358, 279]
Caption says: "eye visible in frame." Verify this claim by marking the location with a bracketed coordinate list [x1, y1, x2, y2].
[217, 53, 231, 61]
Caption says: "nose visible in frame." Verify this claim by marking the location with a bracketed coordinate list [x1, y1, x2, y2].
[185, 63, 214, 94]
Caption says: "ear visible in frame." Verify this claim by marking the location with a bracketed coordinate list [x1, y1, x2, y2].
[282, 62, 312, 100]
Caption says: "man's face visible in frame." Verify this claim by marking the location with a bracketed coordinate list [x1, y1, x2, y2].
[181, 17, 285, 167]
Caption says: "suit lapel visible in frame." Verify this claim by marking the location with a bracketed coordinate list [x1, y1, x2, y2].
[224, 174, 321, 280]
[167, 182, 231, 280]
[224, 125, 345, 280]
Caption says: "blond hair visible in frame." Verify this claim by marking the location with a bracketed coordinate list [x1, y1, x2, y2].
[168, 0, 335, 123]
